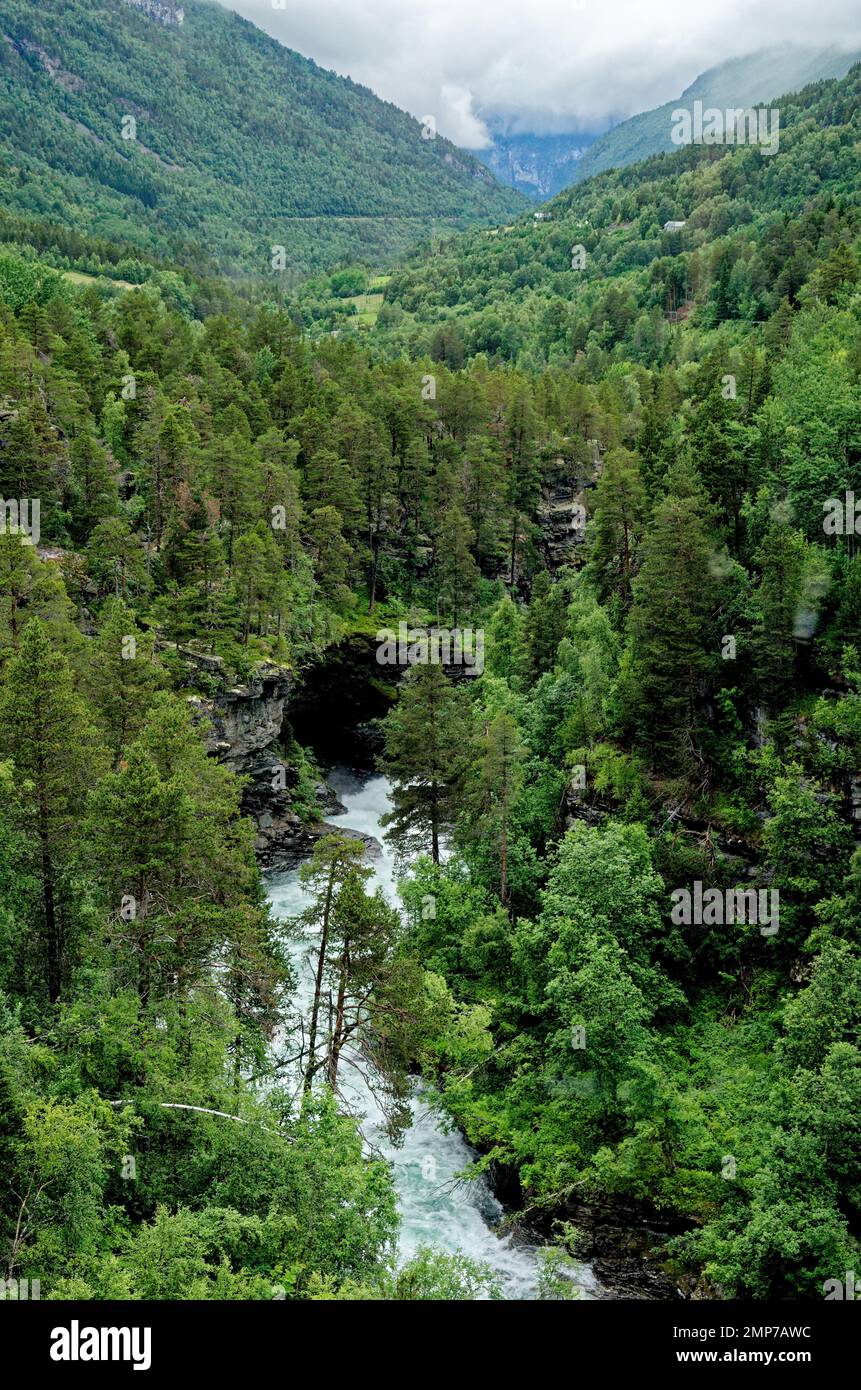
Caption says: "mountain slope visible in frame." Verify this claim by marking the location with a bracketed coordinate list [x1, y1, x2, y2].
[572, 44, 860, 185]
[0, 0, 524, 277]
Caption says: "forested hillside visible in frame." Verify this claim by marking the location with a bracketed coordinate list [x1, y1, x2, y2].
[0, 50, 859, 1300]
[0, 0, 522, 281]
[572, 44, 859, 186]
[327, 64, 861, 364]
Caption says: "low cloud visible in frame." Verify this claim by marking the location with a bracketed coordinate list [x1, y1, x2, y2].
[217, 0, 861, 144]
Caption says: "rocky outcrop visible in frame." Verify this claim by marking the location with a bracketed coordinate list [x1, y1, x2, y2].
[160, 637, 397, 869]
[553, 1199, 688, 1300]
[162, 646, 309, 865]
[122, 0, 185, 26]
[195, 663, 291, 777]
[487, 1160, 686, 1300]
[538, 438, 603, 570]
[171, 646, 380, 869]
[6, 37, 85, 92]
[253, 813, 381, 874]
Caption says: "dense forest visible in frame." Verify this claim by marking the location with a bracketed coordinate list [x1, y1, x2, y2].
[0, 0, 522, 280]
[0, 35, 860, 1302]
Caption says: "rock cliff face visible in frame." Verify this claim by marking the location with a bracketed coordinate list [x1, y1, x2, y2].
[198, 664, 291, 778]
[195, 664, 314, 867]
[537, 438, 603, 570]
[164, 647, 307, 868]
[173, 642, 390, 871]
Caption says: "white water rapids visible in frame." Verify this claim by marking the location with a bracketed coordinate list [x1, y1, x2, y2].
[265, 766, 601, 1300]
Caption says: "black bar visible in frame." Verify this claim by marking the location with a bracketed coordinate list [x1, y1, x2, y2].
[4, 1297, 855, 1376]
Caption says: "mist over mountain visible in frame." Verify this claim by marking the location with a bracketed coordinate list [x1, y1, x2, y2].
[571, 43, 861, 185]
[466, 44, 860, 201]
[467, 125, 601, 201]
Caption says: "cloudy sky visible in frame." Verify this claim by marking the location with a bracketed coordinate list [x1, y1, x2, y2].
[216, 0, 861, 146]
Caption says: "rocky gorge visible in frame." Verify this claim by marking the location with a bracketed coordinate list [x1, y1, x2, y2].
[163, 635, 396, 868]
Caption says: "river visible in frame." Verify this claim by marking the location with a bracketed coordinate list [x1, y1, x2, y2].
[265, 766, 601, 1300]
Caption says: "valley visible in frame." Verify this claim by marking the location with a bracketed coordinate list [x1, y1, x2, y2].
[0, 0, 859, 1314]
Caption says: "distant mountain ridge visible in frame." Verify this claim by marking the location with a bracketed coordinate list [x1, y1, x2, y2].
[571, 44, 861, 185]
[0, 0, 524, 277]
[468, 127, 600, 201]
[467, 45, 860, 201]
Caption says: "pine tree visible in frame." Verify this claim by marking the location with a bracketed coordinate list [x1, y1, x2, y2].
[752, 519, 808, 710]
[304, 449, 361, 531]
[381, 663, 469, 864]
[469, 710, 525, 906]
[305, 505, 353, 608]
[636, 389, 667, 493]
[85, 599, 162, 763]
[817, 242, 859, 303]
[435, 504, 480, 627]
[85, 517, 150, 601]
[66, 433, 117, 541]
[296, 833, 367, 1093]
[711, 251, 736, 323]
[763, 296, 794, 355]
[233, 522, 281, 644]
[256, 429, 303, 567]
[161, 485, 225, 624]
[623, 464, 718, 774]
[828, 555, 861, 659]
[0, 620, 104, 1001]
[685, 377, 748, 550]
[463, 434, 506, 567]
[86, 744, 190, 1003]
[398, 436, 429, 544]
[737, 335, 770, 420]
[86, 694, 272, 1008]
[486, 594, 524, 683]
[355, 441, 393, 613]
[202, 430, 255, 571]
[325, 871, 401, 1091]
[586, 446, 646, 607]
[506, 389, 541, 590]
[0, 535, 78, 663]
[521, 570, 569, 683]
[0, 394, 65, 511]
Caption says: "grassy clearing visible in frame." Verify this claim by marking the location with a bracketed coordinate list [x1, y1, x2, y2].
[346, 291, 385, 326]
[63, 269, 138, 290]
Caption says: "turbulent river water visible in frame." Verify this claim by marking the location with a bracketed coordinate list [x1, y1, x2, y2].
[265, 766, 602, 1300]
